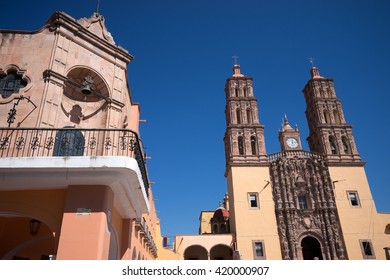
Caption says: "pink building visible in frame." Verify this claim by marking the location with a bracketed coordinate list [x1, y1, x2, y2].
[0, 11, 162, 260]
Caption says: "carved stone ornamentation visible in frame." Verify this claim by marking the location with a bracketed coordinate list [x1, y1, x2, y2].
[269, 152, 347, 259]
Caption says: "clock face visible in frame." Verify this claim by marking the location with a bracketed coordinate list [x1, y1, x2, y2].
[286, 138, 298, 148]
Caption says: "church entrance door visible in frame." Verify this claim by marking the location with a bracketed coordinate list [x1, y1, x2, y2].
[301, 236, 323, 260]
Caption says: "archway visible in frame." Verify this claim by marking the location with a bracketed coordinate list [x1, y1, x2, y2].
[0, 216, 55, 260]
[210, 244, 233, 260]
[301, 236, 323, 260]
[183, 245, 208, 260]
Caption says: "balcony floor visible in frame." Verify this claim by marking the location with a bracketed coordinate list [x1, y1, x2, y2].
[0, 156, 149, 218]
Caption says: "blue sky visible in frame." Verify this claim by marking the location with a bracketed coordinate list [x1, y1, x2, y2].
[1, 1, 389, 240]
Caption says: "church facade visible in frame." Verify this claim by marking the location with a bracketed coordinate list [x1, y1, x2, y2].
[0, 10, 389, 260]
[222, 64, 390, 260]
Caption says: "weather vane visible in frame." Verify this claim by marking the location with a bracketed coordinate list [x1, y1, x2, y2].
[308, 57, 316, 67]
[232, 55, 239, 65]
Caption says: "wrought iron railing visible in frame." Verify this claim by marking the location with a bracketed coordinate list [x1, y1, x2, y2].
[0, 127, 149, 196]
[268, 150, 324, 162]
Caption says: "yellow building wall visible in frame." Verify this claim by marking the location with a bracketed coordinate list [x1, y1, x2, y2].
[227, 165, 282, 260]
[329, 166, 390, 259]
[155, 219, 179, 260]
[199, 211, 214, 234]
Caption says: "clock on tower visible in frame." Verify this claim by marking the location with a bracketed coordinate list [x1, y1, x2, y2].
[278, 115, 302, 151]
[286, 137, 299, 149]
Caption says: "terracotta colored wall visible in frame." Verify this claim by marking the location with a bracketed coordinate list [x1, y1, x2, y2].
[0, 30, 53, 127]
[0, 21, 139, 132]
[56, 185, 113, 260]
[0, 189, 67, 259]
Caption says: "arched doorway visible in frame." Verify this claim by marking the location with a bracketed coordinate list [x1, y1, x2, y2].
[301, 236, 323, 260]
[183, 245, 208, 260]
[210, 244, 233, 260]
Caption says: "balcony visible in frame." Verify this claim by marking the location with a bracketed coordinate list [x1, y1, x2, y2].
[0, 127, 150, 218]
[268, 150, 324, 162]
[135, 218, 158, 258]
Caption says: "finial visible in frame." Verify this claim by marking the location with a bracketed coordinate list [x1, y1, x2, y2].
[281, 114, 293, 131]
[308, 57, 323, 78]
[283, 114, 289, 124]
[232, 56, 244, 77]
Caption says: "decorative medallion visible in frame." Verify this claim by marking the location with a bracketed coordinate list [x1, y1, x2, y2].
[303, 216, 312, 229]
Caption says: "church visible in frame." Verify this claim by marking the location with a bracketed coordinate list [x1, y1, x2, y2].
[172, 63, 390, 260]
[0, 10, 389, 260]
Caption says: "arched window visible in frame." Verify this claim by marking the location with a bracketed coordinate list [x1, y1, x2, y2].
[234, 87, 238, 97]
[238, 136, 244, 155]
[329, 136, 338, 155]
[333, 110, 341, 124]
[213, 224, 219, 234]
[250, 136, 257, 155]
[246, 108, 252, 124]
[236, 108, 241, 124]
[323, 110, 330, 124]
[342, 136, 351, 154]
[243, 87, 247, 97]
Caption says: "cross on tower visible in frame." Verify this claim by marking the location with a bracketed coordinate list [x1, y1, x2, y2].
[308, 57, 316, 67]
[96, 0, 101, 14]
[232, 55, 239, 65]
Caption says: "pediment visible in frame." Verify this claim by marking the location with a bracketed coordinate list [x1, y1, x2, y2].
[77, 12, 115, 44]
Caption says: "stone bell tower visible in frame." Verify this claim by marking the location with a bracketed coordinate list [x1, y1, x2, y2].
[301, 66, 389, 260]
[223, 64, 267, 169]
[302, 67, 362, 164]
[224, 63, 280, 260]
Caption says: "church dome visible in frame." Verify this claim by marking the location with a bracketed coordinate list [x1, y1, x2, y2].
[213, 207, 229, 221]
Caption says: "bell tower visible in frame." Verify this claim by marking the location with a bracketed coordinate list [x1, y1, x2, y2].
[223, 64, 267, 170]
[223, 63, 281, 260]
[302, 67, 362, 164]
